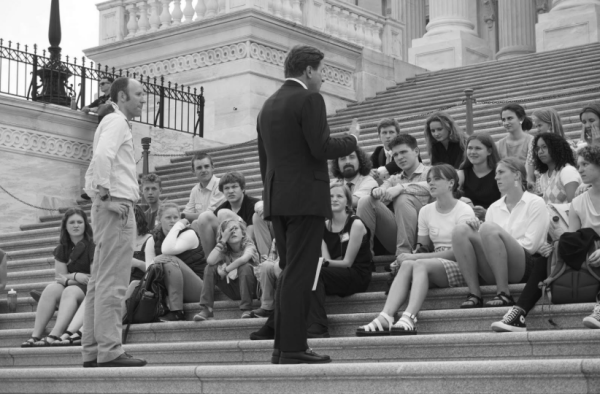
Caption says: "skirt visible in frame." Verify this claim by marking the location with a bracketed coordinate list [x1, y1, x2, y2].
[435, 246, 467, 288]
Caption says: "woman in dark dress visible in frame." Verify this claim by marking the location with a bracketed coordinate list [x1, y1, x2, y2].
[424, 111, 467, 169]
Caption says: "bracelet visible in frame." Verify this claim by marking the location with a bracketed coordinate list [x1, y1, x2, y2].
[323, 259, 330, 268]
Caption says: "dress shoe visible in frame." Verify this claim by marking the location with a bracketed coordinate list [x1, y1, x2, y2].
[98, 352, 147, 368]
[159, 310, 185, 322]
[307, 324, 330, 339]
[279, 348, 331, 364]
[249, 323, 275, 340]
[83, 359, 98, 368]
[271, 349, 280, 364]
[250, 308, 274, 318]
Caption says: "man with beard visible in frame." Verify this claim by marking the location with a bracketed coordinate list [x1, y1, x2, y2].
[330, 147, 378, 208]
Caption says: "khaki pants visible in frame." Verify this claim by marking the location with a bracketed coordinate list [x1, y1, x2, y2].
[82, 196, 135, 364]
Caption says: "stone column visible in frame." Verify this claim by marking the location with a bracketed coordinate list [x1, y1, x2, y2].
[496, 0, 536, 60]
[408, 0, 492, 70]
[536, 0, 600, 51]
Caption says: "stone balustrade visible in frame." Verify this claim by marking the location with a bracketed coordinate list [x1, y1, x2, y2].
[98, 0, 393, 55]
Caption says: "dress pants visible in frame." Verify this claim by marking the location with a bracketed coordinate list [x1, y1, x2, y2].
[82, 196, 135, 364]
[200, 263, 257, 310]
[271, 215, 324, 352]
[308, 267, 371, 328]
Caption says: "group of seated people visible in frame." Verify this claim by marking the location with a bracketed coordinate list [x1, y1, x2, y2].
[18, 101, 600, 346]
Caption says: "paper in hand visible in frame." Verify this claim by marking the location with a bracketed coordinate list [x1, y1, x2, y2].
[312, 258, 324, 291]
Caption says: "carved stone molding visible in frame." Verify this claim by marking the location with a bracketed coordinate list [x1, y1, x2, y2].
[127, 41, 354, 88]
[0, 125, 92, 164]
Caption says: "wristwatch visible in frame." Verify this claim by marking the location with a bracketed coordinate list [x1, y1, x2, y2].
[100, 191, 110, 201]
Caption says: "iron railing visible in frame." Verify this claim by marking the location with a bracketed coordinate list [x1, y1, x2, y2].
[0, 39, 205, 137]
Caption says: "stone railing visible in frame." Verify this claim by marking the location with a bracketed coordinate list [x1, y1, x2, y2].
[97, 0, 403, 57]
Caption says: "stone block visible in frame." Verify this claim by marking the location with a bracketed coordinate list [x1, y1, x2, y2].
[536, 4, 600, 52]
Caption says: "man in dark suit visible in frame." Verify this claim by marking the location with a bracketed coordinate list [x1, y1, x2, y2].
[256, 45, 359, 364]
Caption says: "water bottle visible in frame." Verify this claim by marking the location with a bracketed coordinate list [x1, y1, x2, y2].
[7, 289, 17, 313]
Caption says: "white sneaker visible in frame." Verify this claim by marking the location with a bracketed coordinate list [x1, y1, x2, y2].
[583, 304, 600, 329]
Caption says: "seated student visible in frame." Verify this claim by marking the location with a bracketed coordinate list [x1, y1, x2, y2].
[330, 147, 378, 208]
[452, 158, 550, 308]
[82, 77, 113, 114]
[424, 112, 467, 169]
[370, 118, 402, 181]
[194, 217, 259, 321]
[145, 202, 206, 322]
[496, 104, 534, 163]
[357, 134, 432, 256]
[192, 171, 260, 257]
[525, 107, 568, 193]
[493, 146, 600, 331]
[140, 173, 162, 231]
[457, 133, 501, 220]
[308, 184, 373, 338]
[181, 153, 226, 222]
[580, 103, 600, 148]
[21, 208, 94, 347]
[130, 205, 153, 282]
[356, 164, 475, 335]
[533, 132, 581, 204]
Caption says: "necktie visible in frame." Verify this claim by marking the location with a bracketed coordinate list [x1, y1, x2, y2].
[346, 182, 354, 193]
[384, 149, 393, 164]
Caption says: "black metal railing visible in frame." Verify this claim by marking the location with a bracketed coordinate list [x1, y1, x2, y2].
[0, 39, 205, 137]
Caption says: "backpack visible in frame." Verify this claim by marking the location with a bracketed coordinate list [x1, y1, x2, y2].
[539, 240, 600, 305]
[122, 263, 168, 344]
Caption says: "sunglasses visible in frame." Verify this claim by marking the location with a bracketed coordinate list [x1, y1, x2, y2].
[99, 82, 110, 86]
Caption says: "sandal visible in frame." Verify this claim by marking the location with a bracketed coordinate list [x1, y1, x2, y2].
[51, 330, 76, 347]
[485, 292, 515, 307]
[21, 337, 41, 348]
[460, 293, 483, 309]
[70, 331, 82, 346]
[356, 312, 394, 336]
[391, 312, 418, 336]
[32, 335, 61, 347]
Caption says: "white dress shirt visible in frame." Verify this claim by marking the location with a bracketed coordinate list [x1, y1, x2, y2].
[183, 175, 226, 215]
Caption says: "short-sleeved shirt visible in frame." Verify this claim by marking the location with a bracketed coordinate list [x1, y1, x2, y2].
[382, 163, 432, 206]
[214, 194, 260, 226]
[144, 207, 158, 231]
[183, 176, 226, 215]
[462, 167, 501, 209]
[418, 200, 475, 249]
[539, 164, 582, 204]
[53, 239, 95, 274]
[496, 133, 533, 162]
[431, 140, 465, 169]
[570, 191, 600, 236]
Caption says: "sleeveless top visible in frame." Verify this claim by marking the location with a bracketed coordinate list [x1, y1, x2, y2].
[462, 167, 501, 209]
[131, 236, 151, 282]
[153, 228, 206, 278]
[323, 215, 373, 278]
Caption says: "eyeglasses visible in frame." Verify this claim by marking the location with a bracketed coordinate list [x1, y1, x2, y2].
[533, 146, 548, 153]
[99, 82, 109, 86]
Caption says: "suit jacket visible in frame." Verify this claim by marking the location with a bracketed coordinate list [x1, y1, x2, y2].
[257, 80, 357, 219]
[370, 146, 401, 175]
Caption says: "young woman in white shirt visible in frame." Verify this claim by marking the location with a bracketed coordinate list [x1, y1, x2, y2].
[452, 157, 550, 308]
[356, 164, 475, 336]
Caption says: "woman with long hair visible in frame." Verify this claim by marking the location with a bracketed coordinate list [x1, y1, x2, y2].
[424, 112, 467, 169]
[458, 133, 501, 221]
[496, 104, 534, 162]
[21, 208, 94, 347]
[356, 164, 475, 336]
[130, 205, 153, 282]
[452, 158, 549, 308]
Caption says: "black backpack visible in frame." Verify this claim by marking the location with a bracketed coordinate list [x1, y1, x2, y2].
[122, 263, 168, 344]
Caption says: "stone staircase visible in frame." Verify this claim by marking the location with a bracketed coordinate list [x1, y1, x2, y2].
[1, 43, 600, 392]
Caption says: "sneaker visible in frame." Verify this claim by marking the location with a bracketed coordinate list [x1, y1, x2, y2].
[250, 308, 274, 318]
[583, 304, 600, 329]
[491, 306, 527, 332]
[159, 310, 185, 322]
[241, 310, 253, 319]
[193, 306, 214, 322]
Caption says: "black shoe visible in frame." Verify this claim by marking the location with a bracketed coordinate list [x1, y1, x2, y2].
[491, 306, 527, 332]
[307, 324, 330, 339]
[83, 359, 98, 368]
[271, 349, 280, 364]
[279, 348, 331, 364]
[159, 310, 185, 322]
[250, 323, 275, 340]
[98, 352, 147, 368]
[250, 308, 274, 318]
[81, 193, 91, 201]
[29, 290, 42, 304]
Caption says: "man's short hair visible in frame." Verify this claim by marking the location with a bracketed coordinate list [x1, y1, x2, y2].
[389, 134, 418, 150]
[110, 77, 132, 103]
[284, 45, 325, 78]
[141, 173, 162, 188]
[377, 118, 401, 135]
[101, 76, 115, 83]
[190, 152, 214, 171]
[330, 147, 372, 179]
[219, 171, 246, 192]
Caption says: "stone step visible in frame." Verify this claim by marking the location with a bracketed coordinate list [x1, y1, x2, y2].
[0, 237, 58, 253]
[0, 228, 61, 244]
[7, 257, 55, 273]
[1, 330, 598, 369]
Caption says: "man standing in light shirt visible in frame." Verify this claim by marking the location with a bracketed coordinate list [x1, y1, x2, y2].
[182, 153, 226, 222]
[81, 77, 147, 368]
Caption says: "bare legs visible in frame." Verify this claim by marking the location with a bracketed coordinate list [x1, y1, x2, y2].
[32, 283, 85, 340]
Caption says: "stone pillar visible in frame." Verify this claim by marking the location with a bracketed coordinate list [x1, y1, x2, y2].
[404, 0, 427, 48]
[536, 0, 600, 51]
[408, 0, 492, 70]
[496, 0, 536, 60]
